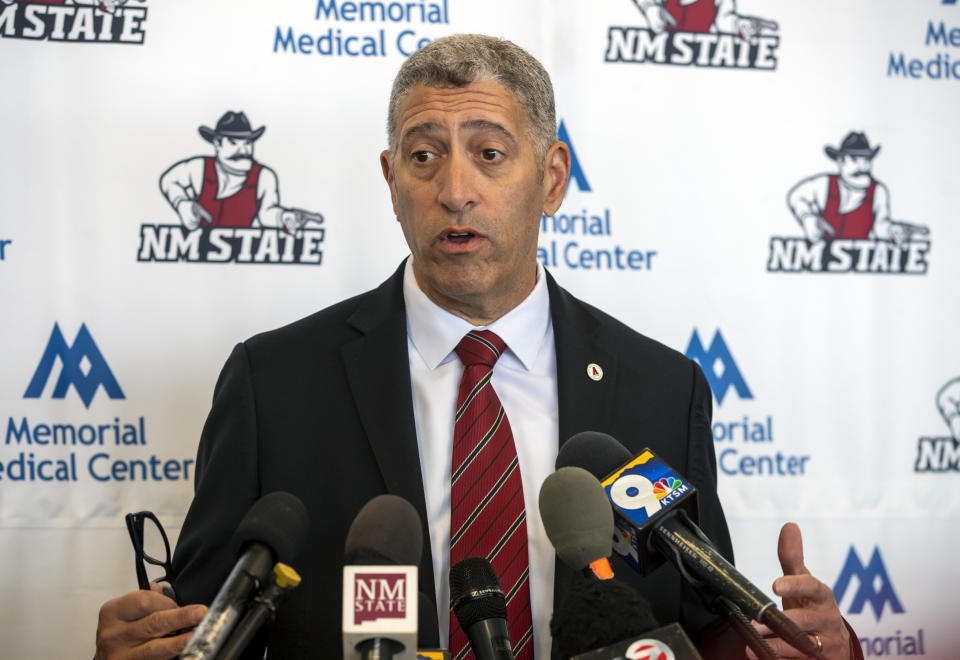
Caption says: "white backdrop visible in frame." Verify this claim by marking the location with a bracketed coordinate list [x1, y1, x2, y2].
[2, 0, 958, 657]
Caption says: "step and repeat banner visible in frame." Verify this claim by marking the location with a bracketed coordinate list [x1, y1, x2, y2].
[2, 0, 958, 657]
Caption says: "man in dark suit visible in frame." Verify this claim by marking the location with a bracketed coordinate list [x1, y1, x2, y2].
[95, 34, 855, 660]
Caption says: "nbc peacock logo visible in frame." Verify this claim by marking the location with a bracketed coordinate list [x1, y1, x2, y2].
[653, 476, 682, 499]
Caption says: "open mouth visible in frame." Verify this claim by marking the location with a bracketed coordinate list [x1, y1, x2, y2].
[445, 231, 475, 244]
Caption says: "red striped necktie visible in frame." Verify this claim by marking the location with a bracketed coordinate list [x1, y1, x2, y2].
[450, 330, 533, 660]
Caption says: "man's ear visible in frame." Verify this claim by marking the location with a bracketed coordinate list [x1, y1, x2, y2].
[380, 149, 399, 215]
[542, 141, 571, 217]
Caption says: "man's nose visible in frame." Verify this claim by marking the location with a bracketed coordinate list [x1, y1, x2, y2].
[436, 152, 477, 214]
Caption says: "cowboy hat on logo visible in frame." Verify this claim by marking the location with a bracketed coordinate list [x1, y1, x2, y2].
[824, 131, 880, 161]
[198, 111, 265, 143]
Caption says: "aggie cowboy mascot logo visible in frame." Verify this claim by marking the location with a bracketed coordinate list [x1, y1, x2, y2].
[138, 111, 326, 265]
[606, 0, 779, 69]
[768, 131, 931, 274]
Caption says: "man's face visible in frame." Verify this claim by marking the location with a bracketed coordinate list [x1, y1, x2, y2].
[380, 80, 569, 324]
[838, 153, 873, 189]
[214, 136, 254, 173]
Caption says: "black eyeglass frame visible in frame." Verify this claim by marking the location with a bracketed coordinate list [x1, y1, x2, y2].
[125, 510, 174, 591]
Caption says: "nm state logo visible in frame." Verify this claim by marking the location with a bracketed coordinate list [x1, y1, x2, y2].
[353, 572, 407, 624]
[24, 323, 124, 409]
[768, 131, 931, 274]
[684, 329, 752, 405]
[0, 0, 147, 44]
[605, 0, 779, 69]
[833, 546, 903, 621]
[914, 376, 960, 472]
[137, 111, 326, 265]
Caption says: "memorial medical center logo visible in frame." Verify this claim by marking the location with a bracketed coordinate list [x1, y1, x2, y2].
[538, 121, 658, 273]
[605, 0, 779, 70]
[914, 376, 960, 472]
[887, 2, 960, 81]
[273, 0, 450, 59]
[834, 546, 927, 656]
[4, 323, 194, 484]
[137, 111, 326, 265]
[686, 329, 810, 478]
[0, 0, 147, 44]
[767, 131, 932, 275]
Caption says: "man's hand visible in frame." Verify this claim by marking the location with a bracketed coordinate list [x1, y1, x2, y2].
[176, 200, 213, 231]
[95, 584, 207, 660]
[799, 214, 834, 242]
[748, 523, 850, 659]
[642, 5, 677, 33]
[736, 16, 779, 44]
[280, 208, 324, 235]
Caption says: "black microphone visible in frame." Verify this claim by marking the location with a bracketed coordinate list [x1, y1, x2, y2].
[538, 466, 615, 580]
[557, 432, 825, 660]
[180, 491, 309, 660]
[449, 557, 514, 660]
[342, 494, 422, 660]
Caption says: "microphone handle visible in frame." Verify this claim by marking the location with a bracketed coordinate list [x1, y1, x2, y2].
[652, 516, 825, 660]
[652, 515, 772, 618]
[465, 617, 515, 660]
[357, 637, 405, 660]
[217, 580, 287, 660]
[180, 543, 273, 660]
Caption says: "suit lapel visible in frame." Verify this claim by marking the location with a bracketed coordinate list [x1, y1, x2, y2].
[340, 262, 437, 612]
[546, 272, 618, 648]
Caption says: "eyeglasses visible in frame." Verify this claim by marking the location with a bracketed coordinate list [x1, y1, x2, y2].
[125, 511, 174, 592]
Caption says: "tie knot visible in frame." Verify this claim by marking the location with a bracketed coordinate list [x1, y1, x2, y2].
[455, 330, 506, 368]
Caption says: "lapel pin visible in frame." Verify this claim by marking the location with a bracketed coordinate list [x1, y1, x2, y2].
[587, 363, 603, 382]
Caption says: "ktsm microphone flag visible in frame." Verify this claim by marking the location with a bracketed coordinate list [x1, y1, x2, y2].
[558, 432, 824, 660]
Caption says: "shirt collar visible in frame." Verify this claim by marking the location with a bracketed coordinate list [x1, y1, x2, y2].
[403, 258, 551, 371]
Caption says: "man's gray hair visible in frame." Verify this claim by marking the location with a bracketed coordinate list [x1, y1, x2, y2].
[387, 34, 557, 164]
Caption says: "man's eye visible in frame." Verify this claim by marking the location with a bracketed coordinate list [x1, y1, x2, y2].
[411, 151, 435, 163]
[480, 149, 503, 162]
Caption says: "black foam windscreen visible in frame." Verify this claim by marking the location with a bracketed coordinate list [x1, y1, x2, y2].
[556, 431, 632, 479]
[449, 557, 507, 628]
[538, 467, 614, 571]
[550, 576, 660, 659]
[344, 494, 423, 566]
[230, 491, 310, 564]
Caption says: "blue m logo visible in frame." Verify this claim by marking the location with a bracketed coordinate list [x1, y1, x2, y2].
[558, 120, 591, 193]
[24, 323, 125, 409]
[684, 329, 753, 405]
[833, 547, 905, 621]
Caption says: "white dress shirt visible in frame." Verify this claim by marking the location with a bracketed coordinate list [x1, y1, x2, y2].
[403, 258, 559, 658]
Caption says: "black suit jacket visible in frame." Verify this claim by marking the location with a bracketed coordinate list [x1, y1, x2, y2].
[171, 261, 736, 658]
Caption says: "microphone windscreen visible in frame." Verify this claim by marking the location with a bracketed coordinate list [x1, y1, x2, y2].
[449, 557, 507, 627]
[556, 431, 632, 478]
[538, 467, 614, 571]
[344, 494, 423, 566]
[550, 576, 660, 659]
[230, 491, 309, 564]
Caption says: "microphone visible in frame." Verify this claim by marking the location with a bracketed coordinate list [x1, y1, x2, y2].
[557, 432, 825, 660]
[538, 466, 615, 580]
[342, 494, 422, 660]
[551, 576, 700, 659]
[180, 491, 310, 660]
[449, 557, 514, 660]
